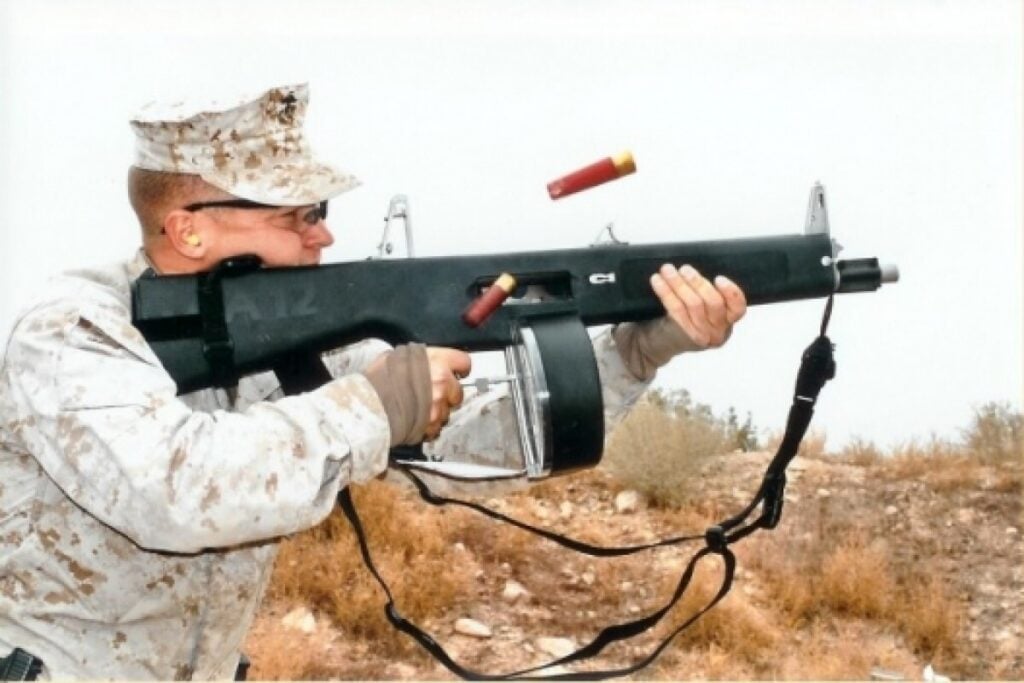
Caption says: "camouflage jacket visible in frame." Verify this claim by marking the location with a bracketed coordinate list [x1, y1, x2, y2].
[0, 252, 650, 679]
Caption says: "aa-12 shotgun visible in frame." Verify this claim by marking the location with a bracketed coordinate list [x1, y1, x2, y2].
[131, 183, 898, 478]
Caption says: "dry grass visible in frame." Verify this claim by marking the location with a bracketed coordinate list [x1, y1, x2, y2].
[749, 521, 963, 670]
[865, 435, 1022, 496]
[829, 402, 1022, 471]
[246, 626, 331, 680]
[267, 479, 475, 652]
[896, 573, 962, 659]
[835, 436, 886, 466]
[962, 401, 1024, 462]
[671, 562, 781, 662]
[818, 532, 896, 619]
[250, 398, 1020, 680]
[764, 427, 829, 460]
[990, 464, 1023, 493]
[879, 436, 962, 479]
[602, 395, 732, 508]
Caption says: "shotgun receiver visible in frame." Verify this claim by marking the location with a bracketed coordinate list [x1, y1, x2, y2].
[131, 183, 898, 477]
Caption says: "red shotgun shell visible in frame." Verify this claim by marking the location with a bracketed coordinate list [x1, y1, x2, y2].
[462, 273, 518, 328]
[547, 151, 636, 200]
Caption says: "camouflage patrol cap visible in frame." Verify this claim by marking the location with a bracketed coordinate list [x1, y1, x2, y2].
[129, 83, 360, 206]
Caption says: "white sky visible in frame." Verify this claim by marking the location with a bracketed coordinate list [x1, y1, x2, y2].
[1, 0, 1021, 451]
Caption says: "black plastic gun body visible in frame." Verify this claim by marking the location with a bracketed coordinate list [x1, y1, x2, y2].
[134, 179, 900, 479]
[132, 231, 892, 395]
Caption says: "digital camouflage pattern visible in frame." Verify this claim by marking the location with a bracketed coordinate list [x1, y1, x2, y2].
[0, 251, 650, 679]
[130, 83, 360, 206]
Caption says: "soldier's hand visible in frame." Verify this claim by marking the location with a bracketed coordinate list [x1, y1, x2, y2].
[363, 344, 470, 446]
[613, 264, 747, 380]
[424, 347, 472, 440]
[650, 264, 746, 348]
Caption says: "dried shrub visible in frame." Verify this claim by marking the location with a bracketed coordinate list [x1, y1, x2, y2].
[924, 459, 982, 493]
[990, 465, 1022, 493]
[602, 390, 735, 508]
[684, 583, 780, 660]
[761, 427, 828, 460]
[817, 532, 896, 619]
[633, 556, 779, 677]
[962, 401, 1024, 463]
[722, 406, 761, 452]
[880, 436, 962, 484]
[245, 624, 332, 680]
[894, 573, 961, 659]
[799, 429, 828, 459]
[753, 521, 962, 670]
[837, 436, 885, 466]
[897, 434, 962, 460]
[771, 618, 896, 680]
[755, 533, 832, 626]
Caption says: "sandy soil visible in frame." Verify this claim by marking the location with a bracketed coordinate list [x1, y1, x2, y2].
[245, 451, 1022, 680]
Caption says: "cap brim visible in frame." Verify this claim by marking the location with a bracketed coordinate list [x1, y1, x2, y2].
[200, 159, 361, 206]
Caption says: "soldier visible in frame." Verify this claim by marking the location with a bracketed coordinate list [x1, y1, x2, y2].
[0, 83, 746, 679]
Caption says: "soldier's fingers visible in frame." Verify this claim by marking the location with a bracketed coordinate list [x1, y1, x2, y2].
[680, 265, 727, 331]
[714, 275, 748, 324]
[429, 366, 449, 416]
[452, 351, 472, 379]
[446, 373, 464, 407]
[662, 264, 715, 345]
[427, 348, 469, 406]
[429, 398, 451, 429]
[650, 269, 710, 347]
[428, 347, 472, 378]
[424, 421, 443, 441]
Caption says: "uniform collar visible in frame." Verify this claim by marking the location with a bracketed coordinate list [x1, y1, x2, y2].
[126, 248, 158, 281]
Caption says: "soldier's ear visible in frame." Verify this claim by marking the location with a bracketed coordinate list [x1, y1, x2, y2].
[163, 210, 208, 259]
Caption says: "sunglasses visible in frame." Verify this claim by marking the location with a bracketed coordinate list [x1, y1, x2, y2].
[182, 199, 329, 225]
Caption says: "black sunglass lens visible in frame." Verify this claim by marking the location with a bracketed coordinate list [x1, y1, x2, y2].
[302, 202, 328, 225]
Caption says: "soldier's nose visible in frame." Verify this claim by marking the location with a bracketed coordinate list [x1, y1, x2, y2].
[305, 223, 334, 249]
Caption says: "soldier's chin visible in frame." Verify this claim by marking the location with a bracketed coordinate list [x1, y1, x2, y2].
[243, 246, 321, 268]
[249, 251, 313, 269]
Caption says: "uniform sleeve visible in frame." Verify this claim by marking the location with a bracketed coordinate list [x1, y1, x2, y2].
[321, 338, 393, 378]
[4, 299, 391, 554]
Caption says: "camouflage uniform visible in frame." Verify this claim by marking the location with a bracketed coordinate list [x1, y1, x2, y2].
[0, 257, 649, 679]
[0, 84, 652, 679]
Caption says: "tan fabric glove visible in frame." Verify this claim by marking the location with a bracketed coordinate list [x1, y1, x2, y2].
[612, 318, 708, 381]
[362, 343, 433, 446]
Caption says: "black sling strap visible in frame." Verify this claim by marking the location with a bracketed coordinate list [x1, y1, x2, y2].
[197, 264, 237, 389]
[336, 295, 837, 679]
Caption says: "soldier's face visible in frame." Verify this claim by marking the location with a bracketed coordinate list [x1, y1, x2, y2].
[200, 204, 335, 267]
